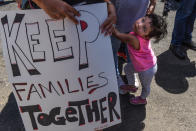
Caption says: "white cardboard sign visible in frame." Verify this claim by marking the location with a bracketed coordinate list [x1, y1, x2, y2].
[0, 3, 121, 131]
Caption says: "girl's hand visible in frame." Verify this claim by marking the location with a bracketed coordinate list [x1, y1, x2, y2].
[112, 28, 119, 36]
[32, 0, 80, 24]
[100, 1, 117, 36]
[146, 0, 156, 14]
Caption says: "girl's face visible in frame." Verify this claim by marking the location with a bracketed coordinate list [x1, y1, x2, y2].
[133, 16, 153, 39]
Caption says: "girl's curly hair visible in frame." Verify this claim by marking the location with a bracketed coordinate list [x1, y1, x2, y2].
[146, 13, 168, 43]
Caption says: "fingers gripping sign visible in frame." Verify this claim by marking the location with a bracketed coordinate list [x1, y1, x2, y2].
[76, 10, 100, 70]
[32, 0, 80, 24]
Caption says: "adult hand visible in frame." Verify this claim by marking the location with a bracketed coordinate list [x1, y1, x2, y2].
[32, 0, 80, 24]
[100, 1, 117, 36]
[146, 0, 156, 14]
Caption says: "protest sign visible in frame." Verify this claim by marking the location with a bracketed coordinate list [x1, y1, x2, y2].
[0, 3, 121, 131]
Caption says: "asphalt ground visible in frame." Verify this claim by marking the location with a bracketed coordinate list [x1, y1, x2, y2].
[0, 1, 196, 131]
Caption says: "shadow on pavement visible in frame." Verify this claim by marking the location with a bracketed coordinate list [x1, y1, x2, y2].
[155, 49, 196, 94]
[0, 1, 15, 6]
[1, 93, 146, 131]
[0, 93, 25, 131]
[103, 56, 146, 131]
[104, 94, 146, 131]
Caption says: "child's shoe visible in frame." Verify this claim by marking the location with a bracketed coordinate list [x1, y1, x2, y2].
[120, 85, 138, 93]
[130, 96, 147, 105]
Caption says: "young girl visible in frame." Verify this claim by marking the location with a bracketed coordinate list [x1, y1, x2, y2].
[113, 14, 167, 105]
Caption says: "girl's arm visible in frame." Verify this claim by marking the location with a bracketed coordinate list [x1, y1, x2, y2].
[113, 29, 140, 50]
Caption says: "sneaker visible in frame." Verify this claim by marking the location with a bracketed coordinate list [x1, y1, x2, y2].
[120, 85, 138, 93]
[130, 96, 147, 105]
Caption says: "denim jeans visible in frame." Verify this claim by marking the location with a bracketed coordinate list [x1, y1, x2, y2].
[171, 0, 196, 46]
[124, 63, 157, 99]
[111, 35, 121, 75]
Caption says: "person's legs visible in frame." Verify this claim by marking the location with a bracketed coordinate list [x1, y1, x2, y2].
[130, 64, 157, 105]
[118, 62, 136, 95]
[139, 64, 157, 99]
[171, 0, 195, 46]
[184, 1, 196, 43]
[170, 0, 196, 59]
[125, 44, 131, 63]
[124, 62, 136, 86]
[125, 44, 139, 87]
[119, 62, 138, 93]
[183, 1, 196, 50]
[111, 36, 126, 94]
[111, 35, 122, 75]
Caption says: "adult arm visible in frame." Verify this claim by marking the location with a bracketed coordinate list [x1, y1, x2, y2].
[113, 29, 140, 50]
[32, 0, 116, 35]
[32, 0, 80, 24]
[101, 0, 117, 36]
[146, 0, 156, 14]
